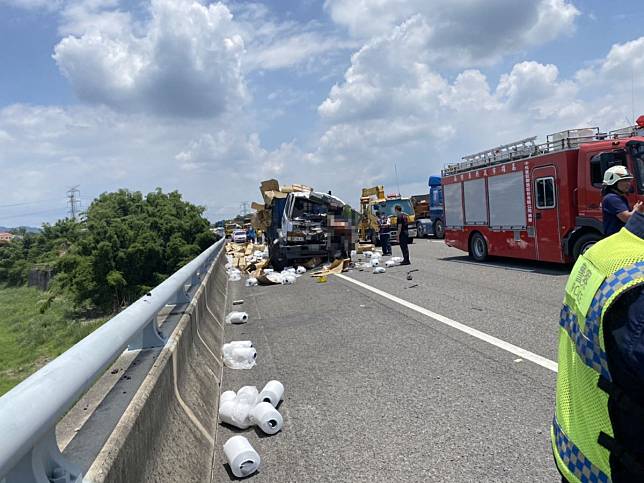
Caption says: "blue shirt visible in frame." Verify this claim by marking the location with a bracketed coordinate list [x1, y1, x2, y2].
[602, 192, 630, 236]
[603, 212, 644, 476]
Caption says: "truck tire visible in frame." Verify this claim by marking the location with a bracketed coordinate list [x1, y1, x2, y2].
[469, 232, 488, 262]
[433, 219, 445, 239]
[416, 221, 425, 238]
[269, 248, 287, 271]
[572, 232, 602, 261]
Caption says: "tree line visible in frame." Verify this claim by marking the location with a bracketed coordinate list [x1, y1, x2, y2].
[0, 189, 217, 313]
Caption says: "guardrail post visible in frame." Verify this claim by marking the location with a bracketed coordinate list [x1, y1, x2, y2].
[128, 317, 165, 351]
[3, 430, 81, 483]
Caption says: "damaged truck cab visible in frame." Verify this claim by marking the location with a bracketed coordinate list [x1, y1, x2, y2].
[257, 182, 356, 271]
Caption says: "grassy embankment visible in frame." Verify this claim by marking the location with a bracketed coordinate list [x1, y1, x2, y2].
[0, 285, 105, 396]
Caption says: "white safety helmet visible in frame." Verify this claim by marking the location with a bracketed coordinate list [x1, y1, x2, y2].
[603, 165, 633, 186]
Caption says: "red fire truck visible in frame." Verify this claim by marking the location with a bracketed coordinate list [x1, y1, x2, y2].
[441, 117, 644, 264]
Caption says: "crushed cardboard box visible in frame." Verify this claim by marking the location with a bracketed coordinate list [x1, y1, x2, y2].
[311, 258, 350, 277]
[356, 244, 375, 254]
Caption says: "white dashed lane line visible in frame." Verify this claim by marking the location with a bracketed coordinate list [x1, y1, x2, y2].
[336, 273, 558, 373]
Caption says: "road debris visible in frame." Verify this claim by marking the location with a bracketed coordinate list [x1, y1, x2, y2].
[259, 380, 284, 407]
[245, 277, 258, 287]
[406, 269, 419, 281]
[223, 341, 256, 369]
[219, 383, 285, 435]
[225, 311, 249, 324]
[223, 435, 261, 479]
[251, 402, 283, 435]
[311, 258, 350, 278]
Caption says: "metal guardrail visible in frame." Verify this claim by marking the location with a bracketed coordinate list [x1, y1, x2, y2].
[0, 238, 225, 483]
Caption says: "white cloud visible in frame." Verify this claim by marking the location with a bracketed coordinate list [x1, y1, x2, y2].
[305, 15, 606, 205]
[243, 31, 355, 71]
[576, 36, 644, 88]
[229, 3, 357, 72]
[0, 0, 63, 10]
[324, 0, 580, 67]
[53, 0, 248, 118]
[0, 103, 292, 224]
[496, 61, 580, 120]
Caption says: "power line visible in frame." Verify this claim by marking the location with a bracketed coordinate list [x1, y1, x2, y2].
[0, 207, 67, 220]
[0, 198, 64, 209]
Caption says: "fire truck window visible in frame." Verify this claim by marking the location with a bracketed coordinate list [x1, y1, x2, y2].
[632, 142, 644, 193]
[535, 177, 556, 209]
[590, 151, 628, 188]
[590, 156, 603, 188]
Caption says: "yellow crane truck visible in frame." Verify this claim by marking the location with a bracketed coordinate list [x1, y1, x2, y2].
[359, 186, 416, 245]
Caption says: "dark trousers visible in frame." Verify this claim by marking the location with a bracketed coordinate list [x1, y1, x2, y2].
[380, 233, 391, 255]
[399, 232, 410, 262]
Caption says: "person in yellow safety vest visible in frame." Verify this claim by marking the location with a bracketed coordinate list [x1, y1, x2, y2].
[552, 206, 644, 482]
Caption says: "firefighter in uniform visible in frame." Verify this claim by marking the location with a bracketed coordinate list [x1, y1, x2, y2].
[552, 208, 644, 482]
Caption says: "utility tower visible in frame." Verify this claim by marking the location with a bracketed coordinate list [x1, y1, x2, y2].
[67, 185, 81, 220]
[240, 201, 250, 217]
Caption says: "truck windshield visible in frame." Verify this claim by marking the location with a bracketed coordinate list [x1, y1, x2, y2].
[292, 197, 328, 219]
[373, 199, 414, 216]
[631, 142, 644, 192]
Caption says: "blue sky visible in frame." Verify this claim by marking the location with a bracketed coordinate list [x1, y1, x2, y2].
[0, 0, 643, 226]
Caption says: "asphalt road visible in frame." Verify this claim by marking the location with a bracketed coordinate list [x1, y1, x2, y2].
[214, 239, 570, 482]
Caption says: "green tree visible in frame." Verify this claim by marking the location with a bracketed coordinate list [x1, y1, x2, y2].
[1, 188, 216, 313]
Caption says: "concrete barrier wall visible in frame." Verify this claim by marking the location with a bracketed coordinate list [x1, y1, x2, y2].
[84, 247, 228, 482]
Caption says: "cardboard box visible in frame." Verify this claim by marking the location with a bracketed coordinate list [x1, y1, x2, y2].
[260, 179, 280, 193]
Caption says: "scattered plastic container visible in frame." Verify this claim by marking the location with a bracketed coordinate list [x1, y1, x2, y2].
[259, 380, 284, 407]
[251, 402, 283, 435]
[223, 436, 261, 478]
[225, 311, 249, 324]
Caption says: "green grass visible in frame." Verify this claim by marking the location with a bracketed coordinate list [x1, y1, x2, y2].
[0, 285, 106, 396]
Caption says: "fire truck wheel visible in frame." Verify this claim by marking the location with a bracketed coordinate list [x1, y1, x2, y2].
[469, 232, 488, 262]
[572, 232, 602, 260]
[433, 220, 445, 239]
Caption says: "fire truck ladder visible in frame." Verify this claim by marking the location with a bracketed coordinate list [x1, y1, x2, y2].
[443, 127, 603, 176]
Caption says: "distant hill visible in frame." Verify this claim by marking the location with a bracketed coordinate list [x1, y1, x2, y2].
[0, 226, 41, 234]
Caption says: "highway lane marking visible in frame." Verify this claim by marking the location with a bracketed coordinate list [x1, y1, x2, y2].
[336, 273, 558, 373]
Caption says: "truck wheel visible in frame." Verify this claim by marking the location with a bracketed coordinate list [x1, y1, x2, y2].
[269, 249, 287, 271]
[469, 232, 488, 262]
[572, 232, 602, 261]
[433, 220, 445, 239]
[416, 221, 424, 238]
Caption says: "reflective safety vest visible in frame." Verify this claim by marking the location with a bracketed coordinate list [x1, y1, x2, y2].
[552, 227, 644, 483]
